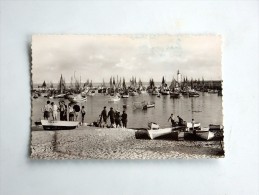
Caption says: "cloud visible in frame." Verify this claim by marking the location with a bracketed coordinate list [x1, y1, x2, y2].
[32, 35, 222, 83]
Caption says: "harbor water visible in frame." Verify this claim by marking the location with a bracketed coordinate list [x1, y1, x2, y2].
[32, 92, 223, 128]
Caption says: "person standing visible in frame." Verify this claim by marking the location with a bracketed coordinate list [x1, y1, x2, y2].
[191, 118, 195, 130]
[43, 101, 51, 120]
[81, 106, 86, 125]
[63, 104, 68, 121]
[68, 104, 74, 121]
[59, 101, 65, 121]
[101, 106, 107, 128]
[51, 102, 58, 121]
[177, 115, 184, 126]
[121, 110, 128, 128]
[107, 107, 115, 127]
[168, 113, 176, 127]
[73, 104, 80, 121]
[115, 111, 121, 128]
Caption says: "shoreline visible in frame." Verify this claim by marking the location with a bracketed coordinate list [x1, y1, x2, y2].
[30, 126, 224, 159]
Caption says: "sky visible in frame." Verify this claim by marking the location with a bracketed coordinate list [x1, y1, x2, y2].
[32, 35, 222, 84]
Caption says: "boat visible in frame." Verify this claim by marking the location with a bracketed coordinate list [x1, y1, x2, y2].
[208, 89, 218, 94]
[148, 122, 160, 130]
[157, 93, 161, 97]
[88, 90, 96, 96]
[152, 90, 159, 95]
[160, 90, 170, 95]
[54, 94, 66, 98]
[41, 120, 79, 130]
[170, 92, 180, 98]
[129, 91, 138, 96]
[108, 95, 120, 102]
[69, 94, 87, 103]
[186, 122, 201, 129]
[209, 124, 224, 130]
[148, 128, 172, 140]
[33, 93, 39, 99]
[189, 91, 200, 97]
[143, 102, 155, 109]
[195, 130, 215, 140]
[121, 94, 129, 98]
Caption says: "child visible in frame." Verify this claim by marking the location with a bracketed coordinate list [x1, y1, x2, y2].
[81, 106, 86, 125]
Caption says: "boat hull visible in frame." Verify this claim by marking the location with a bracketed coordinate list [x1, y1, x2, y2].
[148, 128, 172, 139]
[41, 120, 79, 130]
[195, 131, 215, 140]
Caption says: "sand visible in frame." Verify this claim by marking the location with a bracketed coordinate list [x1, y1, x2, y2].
[30, 126, 224, 159]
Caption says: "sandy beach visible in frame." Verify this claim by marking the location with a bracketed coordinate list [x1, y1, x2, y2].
[30, 126, 224, 159]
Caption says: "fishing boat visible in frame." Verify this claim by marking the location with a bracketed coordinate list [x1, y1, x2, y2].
[170, 92, 180, 98]
[108, 95, 120, 102]
[189, 91, 200, 97]
[209, 124, 224, 130]
[152, 90, 159, 95]
[157, 93, 161, 97]
[208, 89, 218, 93]
[88, 90, 96, 96]
[69, 94, 87, 103]
[129, 91, 138, 96]
[54, 94, 66, 98]
[148, 128, 172, 140]
[160, 89, 170, 95]
[121, 94, 129, 98]
[41, 120, 79, 130]
[195, 130, 215, 140]
[33, 93, 39, 99]
[143, 102, 155, 109]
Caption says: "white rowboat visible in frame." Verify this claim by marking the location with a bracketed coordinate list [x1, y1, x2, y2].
[41, 120, 79, 130]
[148, 128, 172, 140]
[195, 131, 215, 140]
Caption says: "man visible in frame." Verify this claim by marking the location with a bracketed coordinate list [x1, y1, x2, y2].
[121, 110, 128, 128]
[43, 101, 51, 120]
[168, 113, 176, 127]
[100, 106, 107, 127]
[107, 107, 115, 127]
[177, 115, 184, 126]
[51, 102, 58, 121]
[115, 111, 121, 128]
[59, 101, 65, 121]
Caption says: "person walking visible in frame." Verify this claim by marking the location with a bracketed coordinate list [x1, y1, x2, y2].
[51, 102, 58, 121]
[121, 110, 128, 128]
[81, 106, 86, 125]
[43, 100, 51, 120]
[100, 106, 107, 128]
[107, 107, 115, 127]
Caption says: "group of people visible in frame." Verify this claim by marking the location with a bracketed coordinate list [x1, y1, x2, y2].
[43, 101, 86, 124]
[168, 113, 185, 127]
[98, 106, 128, 128]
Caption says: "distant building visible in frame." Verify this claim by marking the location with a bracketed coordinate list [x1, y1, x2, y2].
[177, 70, 182, 83]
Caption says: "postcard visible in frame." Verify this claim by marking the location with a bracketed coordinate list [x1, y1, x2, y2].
[31, 35, 224, 159]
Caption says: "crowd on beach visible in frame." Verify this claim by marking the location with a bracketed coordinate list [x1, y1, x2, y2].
[42, 101, 86, 124]
[42, 101, 127, 128]
[42, 101, 195, 129]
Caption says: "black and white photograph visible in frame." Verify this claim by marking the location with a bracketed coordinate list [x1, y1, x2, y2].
[31, 35, 224, 159]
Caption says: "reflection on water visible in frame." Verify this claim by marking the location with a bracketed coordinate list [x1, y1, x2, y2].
[32, 93, 223, 128]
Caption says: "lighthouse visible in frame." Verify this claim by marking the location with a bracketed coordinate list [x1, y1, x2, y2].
[177, 70, 182, 83]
